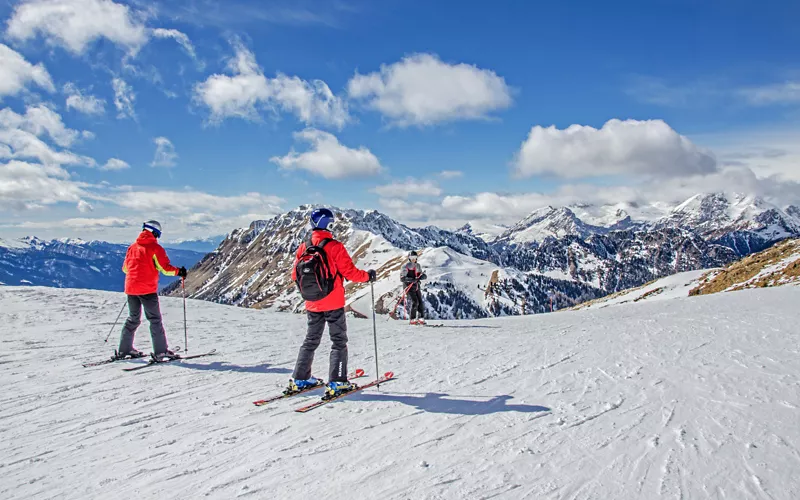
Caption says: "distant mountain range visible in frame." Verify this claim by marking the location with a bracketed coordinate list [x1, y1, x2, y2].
[0, 237, 207, 291]
[163, 236, 226, 253]
[166, 192, 800, 319]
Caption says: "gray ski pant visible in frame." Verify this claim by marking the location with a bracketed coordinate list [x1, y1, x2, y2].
[292, 308, 349, 383]
[118, 294, 169, 354]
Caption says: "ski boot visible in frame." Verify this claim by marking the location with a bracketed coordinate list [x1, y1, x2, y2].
[417, 319, 427, 325]
[323, 380, 357, 400]
[113, 349, 146, 361]
[152, 349, 180, 363]
[284, 377, 322, 395]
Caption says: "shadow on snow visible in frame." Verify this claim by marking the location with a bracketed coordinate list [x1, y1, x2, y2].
[354, 391, 550, 415]
[171, 361, 293, 374]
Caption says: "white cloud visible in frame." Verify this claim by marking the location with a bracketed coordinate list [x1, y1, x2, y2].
[371, 178, 442, 198]
[0, 125, 95, 166]
[0, 104, 96, 168]
[5, 0, 149, 55]
[193, 41, 349, 127]
[347, 53, 513, 127]
[76, 199, 94, 212]
[62, 216, 129, 228]
[439, 170, 463, 179]
[739, 81, 800, 105]
[0, 44, 55, 98]
[150, 137, 177, 168]
[101, 158, 129, 171]
[0, 160, 86, 210]
[514, 119, 718, 179]
[112, 78, 135, 119]
[63, 83, 105, 115]
[111, 189, 284, 215]
[152, 28, 202, 68]
[16, 216, 130, 229]
[378, 197, 441, 221]
[270, 128, 382, 179]
[0, 104, 84, 147]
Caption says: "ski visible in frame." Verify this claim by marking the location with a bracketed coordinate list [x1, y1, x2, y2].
[82, 352, 147, 368]
[252, 369, 366, 406]
[122, 349, 217, 371]
[295, 372, 396, 413]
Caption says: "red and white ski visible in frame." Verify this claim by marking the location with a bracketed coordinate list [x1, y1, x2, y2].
[294, 371, 396, 413]
[252, 368, 366, 407]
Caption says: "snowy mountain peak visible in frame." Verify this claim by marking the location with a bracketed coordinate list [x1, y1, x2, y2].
[496, 206, 602, 245]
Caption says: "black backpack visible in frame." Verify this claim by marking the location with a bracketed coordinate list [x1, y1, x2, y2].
[295, 238, 338, 301]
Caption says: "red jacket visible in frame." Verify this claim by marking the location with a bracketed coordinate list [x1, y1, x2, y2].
[122, 231, 180, 295]
[292, 230, 370, 312]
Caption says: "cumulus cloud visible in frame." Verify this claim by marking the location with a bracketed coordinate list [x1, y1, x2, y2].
[0, 121, 95, 167]
[0, 160, 86, 210]
[270, 128, 382, 179]
[0, 104, 96, 170]
[513, 119, 718, 179]
[371, 178, 442, 198]
[193, 41, 349, 127]
[101, 158, 129, 171]
[112, 78, 136, 119]
[347, 53, 513, 127]
[0, 44, 55, 98]
[76, 199, 94, 212]
[5, 0, 149, 55]
[63, 83, 105, 115]
[0, 104, 86, 147]
[150, 137, 177, 168]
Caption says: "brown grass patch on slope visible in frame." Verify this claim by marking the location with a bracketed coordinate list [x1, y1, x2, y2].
[689, 239, 800, 296]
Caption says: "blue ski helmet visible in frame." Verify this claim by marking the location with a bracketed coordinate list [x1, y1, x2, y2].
[143, 220, 162, 238]
[310, 208, 334, 229]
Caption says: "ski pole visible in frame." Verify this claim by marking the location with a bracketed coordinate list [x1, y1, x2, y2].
[370, 282, 381, 388]
[182, 278, 188, 354]
[104, 300, 128, 343]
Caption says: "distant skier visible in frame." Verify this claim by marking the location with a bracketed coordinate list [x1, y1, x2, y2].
[289, 208, 377, 398]
[117, 221, 187, 361]
[401, 250, 427, 325]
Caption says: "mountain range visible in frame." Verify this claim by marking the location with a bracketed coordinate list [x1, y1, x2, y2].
[0, 237, 207, 291]
[165, 192, 800, 319]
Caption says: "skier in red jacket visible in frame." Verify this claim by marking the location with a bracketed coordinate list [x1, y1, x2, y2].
[288, 208, 376, 398]
[116, 221, 187, 361]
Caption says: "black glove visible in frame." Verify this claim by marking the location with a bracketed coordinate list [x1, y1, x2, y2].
[367, 269, 377, 282]
[419, 273, 427, 280]
[177, 266, 188, 278]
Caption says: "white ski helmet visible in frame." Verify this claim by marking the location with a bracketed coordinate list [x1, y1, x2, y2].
[143, 220, 162, 238]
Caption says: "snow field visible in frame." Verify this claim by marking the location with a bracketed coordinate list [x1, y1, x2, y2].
[0, 285, 798, 499]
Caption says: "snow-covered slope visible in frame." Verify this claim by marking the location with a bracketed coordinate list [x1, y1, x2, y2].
[571, 237, 800, 310]
[572, 269, 714, 310]
[2, 286, 798, 499]
[690, 237, 800, 295]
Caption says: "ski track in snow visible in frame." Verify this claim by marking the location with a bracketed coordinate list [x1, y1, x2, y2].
[0, 285, 799, 499]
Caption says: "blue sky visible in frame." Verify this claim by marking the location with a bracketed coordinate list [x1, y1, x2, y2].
[1, 0, 799, 242]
